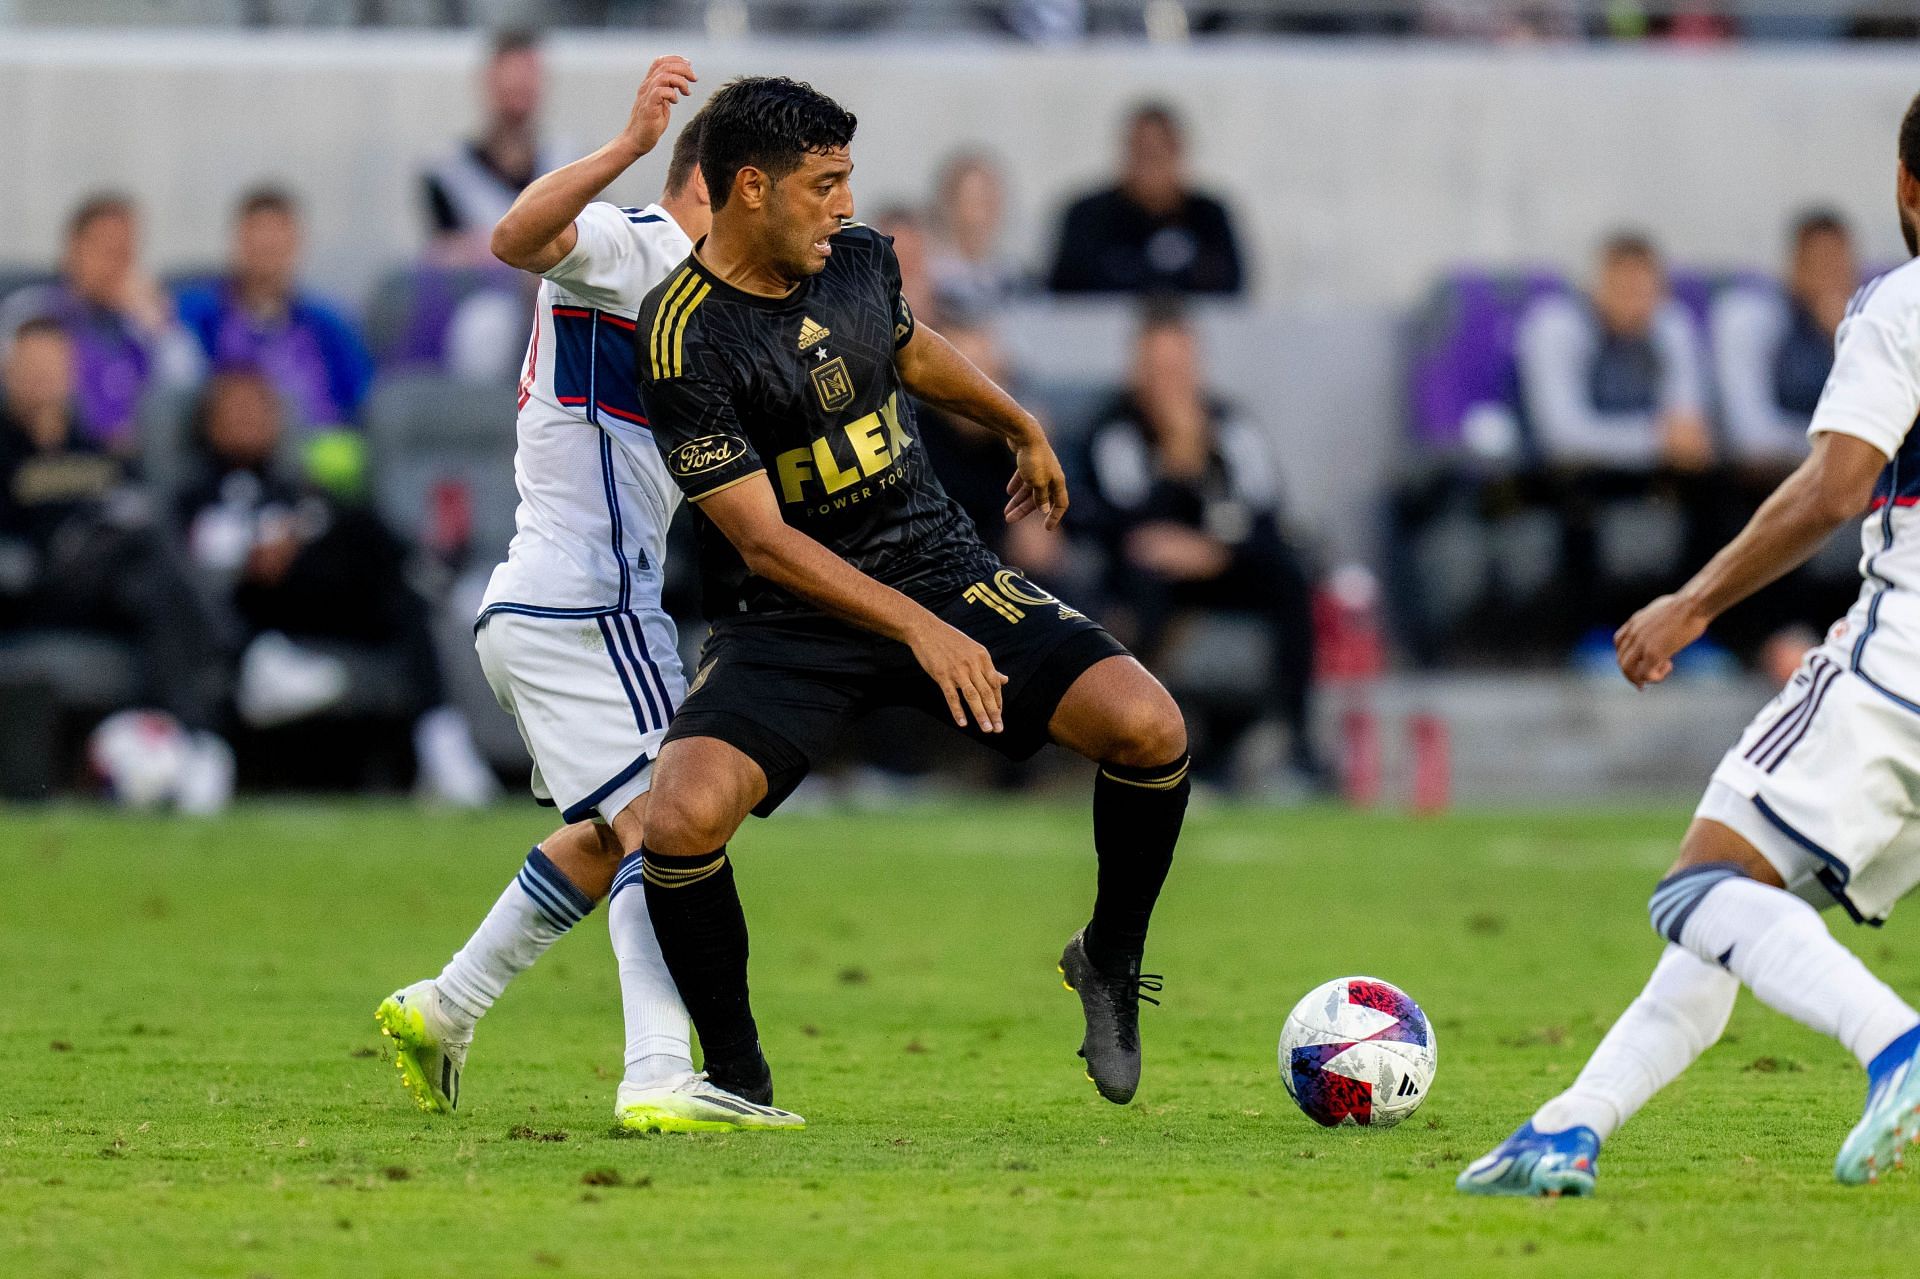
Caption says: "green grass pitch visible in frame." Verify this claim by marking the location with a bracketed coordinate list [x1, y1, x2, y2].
[3, 800, 1917, 1277]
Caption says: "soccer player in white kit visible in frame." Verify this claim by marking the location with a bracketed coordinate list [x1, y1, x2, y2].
[1461, 94, 1920, 1194]
[375, 57, 800, 1132]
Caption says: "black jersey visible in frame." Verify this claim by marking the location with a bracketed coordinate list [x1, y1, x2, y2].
[635, 223, 998, 619]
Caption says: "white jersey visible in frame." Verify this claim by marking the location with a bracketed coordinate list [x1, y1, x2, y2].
[481, 201, 693, 624]
[1809, 256, 1920, 710]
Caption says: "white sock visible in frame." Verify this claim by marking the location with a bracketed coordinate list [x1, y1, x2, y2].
[435, 847, 593, 1032]
[610, 853, 695, 1087]
[1533, 945, 1737, 1141]
[1678, 876, 1918, 1067]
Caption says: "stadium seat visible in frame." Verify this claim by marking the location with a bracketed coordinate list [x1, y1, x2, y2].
[363, 265, 532, 375]
[1404, 268, 1567, 455]
[363, 372, 520, 559]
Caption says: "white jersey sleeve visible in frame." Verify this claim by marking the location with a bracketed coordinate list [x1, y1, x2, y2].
[541, 201, 679, 314]
[1808, 266, 1920, 462]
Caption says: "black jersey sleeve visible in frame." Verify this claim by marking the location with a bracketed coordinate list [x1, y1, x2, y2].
[871, 227, 916, 350]
[642, 365, 767, 503]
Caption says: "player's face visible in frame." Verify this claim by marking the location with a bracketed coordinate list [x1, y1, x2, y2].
[767, 147, 854, 280]
[1792, 229, 1855, 304]
[234, 209, 301, 294]
[2, 331, 75, 440]
[65, 211, 136, 304]
[486, 49, 543, 127]
[1593, 254, 1662, 337]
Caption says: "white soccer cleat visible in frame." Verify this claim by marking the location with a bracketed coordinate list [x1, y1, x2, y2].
[614, 1072, 806, 1133]
[374, 979, 471, 1114]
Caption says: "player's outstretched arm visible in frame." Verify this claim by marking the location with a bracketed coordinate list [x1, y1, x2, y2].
[489, 55, 696, 273]
[894, 324, 1069, 530]
[1615, 431, 1886, 688]
[697, 474, 1009, 732]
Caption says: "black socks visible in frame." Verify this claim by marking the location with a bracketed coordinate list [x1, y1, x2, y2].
[1083, 755, 1189, 975]
[639, 844, 767, 1099]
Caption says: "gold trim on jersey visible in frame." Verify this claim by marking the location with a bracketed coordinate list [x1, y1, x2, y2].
[672, 283, 710, 377]
[687, 468, 767, 504]
[649, 268, 696, 379]
[650, 269, 712, 380]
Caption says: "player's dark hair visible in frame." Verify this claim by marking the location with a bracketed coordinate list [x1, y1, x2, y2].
[1127, 101, 1185, 142]
[10, 315, 68, 345]
[698, 76, 858, 212]
[234, 184, 300, 222]
[1599, 231, 1659, 267]
[665, 106, 710, 198]
[1792, 208, 1850, 246]
[1901, 91, 1920, 179]
[489, 28, 541, 61]
[65, 192, 134, 240]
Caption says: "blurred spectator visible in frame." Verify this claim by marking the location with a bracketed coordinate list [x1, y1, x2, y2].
[422, 30, 566, 265]
[176, 368, 499, 802]
[871, 205, 941, 330]
[913, 314, 1068, 581]
[1515, 233, 1713, 470]
[0, 318, 233, 811]
[1712, 210, 1856, 467]
[0, 194, 202, 453]
[928, 151, 1023, 316]
[1046, 103, 1244, 296]
[1419, 0, 1579, 40]
[176, 187, 376, 432]
[1080, 305, 1322, 787]
[177, 370, 498, 807]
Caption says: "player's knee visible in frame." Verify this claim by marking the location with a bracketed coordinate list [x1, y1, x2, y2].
[1647, 862, 1749, 944]
[1100, 684, 1188, 770]
[644, 782, 742, 857]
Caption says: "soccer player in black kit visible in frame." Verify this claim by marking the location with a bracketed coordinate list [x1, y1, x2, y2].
[633, 76, 1190, 1118]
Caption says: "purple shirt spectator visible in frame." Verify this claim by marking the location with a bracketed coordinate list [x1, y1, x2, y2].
[175, 185, 375, 430]
[176, 284, 373, 429]
[0, 195, 203, 451]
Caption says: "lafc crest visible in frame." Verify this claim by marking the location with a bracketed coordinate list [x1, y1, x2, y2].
[811, 356, 854, 412]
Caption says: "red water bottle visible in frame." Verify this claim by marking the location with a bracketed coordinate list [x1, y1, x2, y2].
[1409, 713, 1451, 815]
[428, 477, 473, 565]
[1341, 708, 1381, 808]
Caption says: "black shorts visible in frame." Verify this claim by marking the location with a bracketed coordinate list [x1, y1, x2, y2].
[665, 571, 1129, 815]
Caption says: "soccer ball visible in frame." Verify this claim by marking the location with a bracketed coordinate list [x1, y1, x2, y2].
[87, 709, 191, 810]
[1278, 976, 1438, 1129]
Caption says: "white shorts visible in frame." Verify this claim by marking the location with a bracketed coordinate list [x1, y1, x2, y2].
[1695, 638, 1920, 925]
[474, 606, 686, 825]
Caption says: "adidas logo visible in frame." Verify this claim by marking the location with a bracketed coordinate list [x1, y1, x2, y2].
[1396, 1075, 1420, 1099]
[798, 317, 831, 350]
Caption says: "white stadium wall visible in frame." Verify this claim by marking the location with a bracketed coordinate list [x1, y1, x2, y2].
[0, 33, 1915, 304]
[0, 33, 1913, 567]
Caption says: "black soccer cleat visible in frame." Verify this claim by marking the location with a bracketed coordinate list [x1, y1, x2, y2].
[705, 1044, 777, 1108]
[1058, 929, 1162, 1105]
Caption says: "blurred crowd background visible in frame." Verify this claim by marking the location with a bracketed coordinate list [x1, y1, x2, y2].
[0, 8, 1912, 810]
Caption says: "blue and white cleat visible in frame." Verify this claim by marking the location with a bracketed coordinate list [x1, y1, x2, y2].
[1835, 1023, 1920, 1185]
[1457, 1121, 1600, 1197]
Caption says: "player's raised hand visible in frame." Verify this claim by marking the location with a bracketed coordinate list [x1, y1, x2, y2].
[1614, 593, 1709, 689]
[1005, 439, 1070, 531]
[906, 618, 1008, 733]
[620, 56, 696, 159]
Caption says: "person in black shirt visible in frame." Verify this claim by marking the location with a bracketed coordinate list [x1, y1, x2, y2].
[1081, 306, 1325, 789]
[633, 77, 1190, 1117]
[1046, 103, 1244, 296]
[0, 318, 233, 806]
